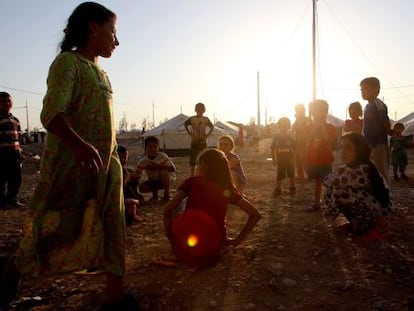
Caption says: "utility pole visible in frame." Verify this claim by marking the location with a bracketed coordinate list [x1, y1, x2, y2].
[312, 0, 317, 103]
[152, 100, 155, 128]
[257, 71, 261, 138]
[25, 99, 29, 133]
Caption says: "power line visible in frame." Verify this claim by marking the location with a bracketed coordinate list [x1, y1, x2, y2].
[0, 85, 43, 96]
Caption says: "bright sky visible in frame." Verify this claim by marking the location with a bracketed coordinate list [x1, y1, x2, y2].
[1, 0, 414, 131]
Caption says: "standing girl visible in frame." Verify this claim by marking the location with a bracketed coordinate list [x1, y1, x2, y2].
[157, 148, 260, 268]
[1, 3, 139, 309]
[324, 133, 393, 241]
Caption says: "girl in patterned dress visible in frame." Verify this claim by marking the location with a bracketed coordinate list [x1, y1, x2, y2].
[323, 133, 393, 241]
[0, 3, 142, 310]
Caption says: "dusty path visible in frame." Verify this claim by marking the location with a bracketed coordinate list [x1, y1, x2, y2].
[1, 141, 414, 310]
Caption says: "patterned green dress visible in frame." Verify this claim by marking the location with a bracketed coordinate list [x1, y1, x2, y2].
[16, 52, 125, 277]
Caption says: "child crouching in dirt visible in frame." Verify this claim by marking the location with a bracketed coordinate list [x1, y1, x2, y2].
[323, 133, 394, 242]
[154, 148, 261, 268]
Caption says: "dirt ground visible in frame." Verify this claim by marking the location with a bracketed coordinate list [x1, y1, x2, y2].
[1, 138, 414, 311]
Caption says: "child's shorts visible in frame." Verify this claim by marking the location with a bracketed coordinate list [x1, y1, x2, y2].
[307, 164, 332, 179]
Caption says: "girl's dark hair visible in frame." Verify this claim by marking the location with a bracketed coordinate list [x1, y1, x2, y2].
[342, 133, 391, 208]
[60, 2, 116, 52]
[197, 148, 238, 194]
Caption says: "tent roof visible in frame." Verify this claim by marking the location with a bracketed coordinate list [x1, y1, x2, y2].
[397, 112, 414, 125]
[144, 113, 226, 136]
[327, 114, 345, 127]
[144, 113, 189, 136]
[215, 120, 239, 134]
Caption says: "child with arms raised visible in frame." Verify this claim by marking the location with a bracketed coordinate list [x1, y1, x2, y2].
[324, 133, 393, 241]
[155, 148, 260, 268]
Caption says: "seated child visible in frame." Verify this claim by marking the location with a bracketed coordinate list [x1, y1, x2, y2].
[117, 145, 144, 224]
[218, 135, 247, 193]
[136, 136, 176, 202]
[323, 133, 394, 242]
[155, 148, 261, 268]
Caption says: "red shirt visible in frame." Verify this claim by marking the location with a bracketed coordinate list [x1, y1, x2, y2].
[305, 123, 336, 166]
[178, 176, 241, 240]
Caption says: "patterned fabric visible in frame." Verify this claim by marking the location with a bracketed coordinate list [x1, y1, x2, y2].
[0, 113, 21, 151]
[16, 52, 125, 277]
[323, 164, 393, 233]
[184, 116, 213, 144]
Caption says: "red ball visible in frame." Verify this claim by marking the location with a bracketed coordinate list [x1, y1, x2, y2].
[171, 209, 223, 268]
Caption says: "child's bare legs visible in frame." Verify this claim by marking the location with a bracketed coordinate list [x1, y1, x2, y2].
[273, 180, 282, 196]
[159, 170, 171, 199]
[295, 152, 305, 178]
[307, 178, 322, 211]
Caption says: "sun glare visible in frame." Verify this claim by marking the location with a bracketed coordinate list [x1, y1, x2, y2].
[187, 234, 198, 247]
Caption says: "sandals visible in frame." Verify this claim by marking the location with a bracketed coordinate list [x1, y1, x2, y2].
[152, 255, 178, 268]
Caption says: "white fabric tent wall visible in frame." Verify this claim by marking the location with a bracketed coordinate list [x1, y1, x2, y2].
[143, 113, 226, 156]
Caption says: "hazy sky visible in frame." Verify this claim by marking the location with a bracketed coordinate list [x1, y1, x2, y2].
[1, 0, 414, 131]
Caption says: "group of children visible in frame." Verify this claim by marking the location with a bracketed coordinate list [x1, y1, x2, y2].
[269, 77, 404, 242]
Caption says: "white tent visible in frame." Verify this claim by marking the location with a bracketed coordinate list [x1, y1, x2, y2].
[214, 120, 239, 138]
[327, 114, 345, 128]
[143, 113, 226, 156]
[397, 112, 414, 135]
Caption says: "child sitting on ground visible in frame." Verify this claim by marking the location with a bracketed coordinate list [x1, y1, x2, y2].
[270, 117, 296, 196]
[323, 133, 393, 242]
[136, 136, 176, 202]
[117, 145, 144, 224]
[218, 135, 247, 193]
[154, 148, 261, 268]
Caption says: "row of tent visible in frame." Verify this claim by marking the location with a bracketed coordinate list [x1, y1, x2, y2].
[142, 113, 243, 156]
[142, 112, 414, 156]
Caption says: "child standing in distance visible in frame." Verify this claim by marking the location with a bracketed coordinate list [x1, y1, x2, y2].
[390, 122, 410, 181]
[136, 136, 176, 202]
[184, 103, 214, 176]
[8, 3, 138, 309]
[324, 133, 393, 241]
[218, 135, 247, 193]
[361, 77, 392, 181]
[342, 101, 363, 135]
[156, 149, 260, 268]
[305, 99, 336, 212]
[292, 103, 311, 179]
[271, 117, 296, 196]
[0, 92, 25, 208]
